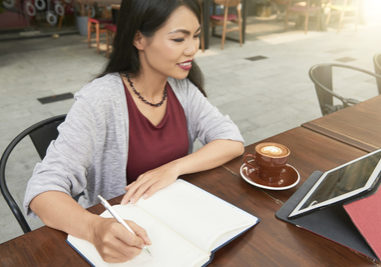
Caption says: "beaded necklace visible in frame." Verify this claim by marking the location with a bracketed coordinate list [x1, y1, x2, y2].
[125, 73, 167, 107]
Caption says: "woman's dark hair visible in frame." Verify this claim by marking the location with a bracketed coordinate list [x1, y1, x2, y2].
[99, 0, 206, 96]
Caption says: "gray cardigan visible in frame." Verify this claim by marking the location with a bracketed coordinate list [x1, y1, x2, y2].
[24, 73, 244, 216]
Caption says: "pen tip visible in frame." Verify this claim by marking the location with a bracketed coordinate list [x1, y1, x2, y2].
[145, 247, 152, 256]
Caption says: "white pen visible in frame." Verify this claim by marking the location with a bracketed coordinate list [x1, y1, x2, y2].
[97, 195, 152, 256]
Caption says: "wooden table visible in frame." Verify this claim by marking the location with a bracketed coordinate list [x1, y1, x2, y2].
[223, 126, 366, 203]
[0, 127, 375, 266]
[302, 95, 381, 153]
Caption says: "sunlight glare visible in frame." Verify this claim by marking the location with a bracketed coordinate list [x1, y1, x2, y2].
[363, 0, 381, 25]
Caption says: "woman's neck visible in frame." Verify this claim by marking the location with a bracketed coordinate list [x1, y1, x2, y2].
[130, 71, 167, 99]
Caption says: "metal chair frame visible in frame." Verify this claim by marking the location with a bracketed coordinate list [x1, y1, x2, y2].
[0, 115, 66, 233]
[309, 63, 381, 116]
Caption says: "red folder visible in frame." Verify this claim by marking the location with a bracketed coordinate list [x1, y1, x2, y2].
[344, 186, 381, 260]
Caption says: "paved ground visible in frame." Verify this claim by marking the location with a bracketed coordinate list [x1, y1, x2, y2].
[1, 11, 381, 243]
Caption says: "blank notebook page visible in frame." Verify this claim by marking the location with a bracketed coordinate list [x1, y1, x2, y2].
[137, 179, 258, 252]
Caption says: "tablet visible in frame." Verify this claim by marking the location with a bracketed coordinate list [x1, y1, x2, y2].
[288, 149, 381, 219]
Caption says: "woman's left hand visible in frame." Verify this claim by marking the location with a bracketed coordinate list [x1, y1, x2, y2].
[121, 140, 244, 205]
[121, 162, 180, 205]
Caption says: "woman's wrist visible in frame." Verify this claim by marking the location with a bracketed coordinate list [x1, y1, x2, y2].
[169, 158, 186, 177]
[85, 213, 102, 243]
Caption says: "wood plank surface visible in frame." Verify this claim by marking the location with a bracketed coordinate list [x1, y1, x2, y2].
[223, 127, 367, 203]
[302, 95, 381, 152]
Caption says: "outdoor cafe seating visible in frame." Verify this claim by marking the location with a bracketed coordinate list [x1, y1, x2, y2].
[309, 63, 381, 115]
[2, 0, 381, 266]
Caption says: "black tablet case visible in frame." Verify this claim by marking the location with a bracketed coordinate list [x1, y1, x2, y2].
[275, 171, 379, 262]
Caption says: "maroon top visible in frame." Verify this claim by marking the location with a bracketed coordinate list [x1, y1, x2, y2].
[124, 81, 189, 183]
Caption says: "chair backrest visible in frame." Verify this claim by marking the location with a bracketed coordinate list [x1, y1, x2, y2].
[374, 53, 381, 94]
[0, 114, 66, 233]
[309, 63, 381, 116]
[309, 64, 334, 115]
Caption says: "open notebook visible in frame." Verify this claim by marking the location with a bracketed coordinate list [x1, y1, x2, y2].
[67, 179, 259, 267]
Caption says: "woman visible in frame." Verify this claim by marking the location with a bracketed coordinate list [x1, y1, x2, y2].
[24, 0, 244, 263]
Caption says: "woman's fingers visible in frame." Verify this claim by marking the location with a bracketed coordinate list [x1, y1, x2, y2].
[122, 178, 146, 204]
[140, 182, 163, 199]
[112, 221, 145, 248]
[122, 163, 179, 204]
[121, 182, 138, 205]
[100, 234, 142, 262]
[127, 220, 152, 245]
[92, 218, 146, 263]
[129, 179, 157, 203]
[122, 174, 158, 204]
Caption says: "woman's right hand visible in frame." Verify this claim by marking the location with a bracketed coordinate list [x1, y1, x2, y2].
[30, 192, 151, 263]
[90, 217, 151, 263]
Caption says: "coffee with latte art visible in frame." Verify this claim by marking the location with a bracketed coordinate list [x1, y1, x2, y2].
[243, 142, 291, 183]
[255, 142, 290, 158]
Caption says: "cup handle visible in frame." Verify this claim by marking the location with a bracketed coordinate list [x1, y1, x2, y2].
[243, 153, 259, 172]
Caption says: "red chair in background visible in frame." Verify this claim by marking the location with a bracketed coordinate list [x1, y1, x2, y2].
[210, 0, 243, 50]
[87, 4, 113, 54]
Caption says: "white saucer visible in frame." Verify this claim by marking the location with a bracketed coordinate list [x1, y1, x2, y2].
[240, 162, 300, 191]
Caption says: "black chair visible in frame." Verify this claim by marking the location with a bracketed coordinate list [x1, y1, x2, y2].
[0, 114, 66, 233]
[373, 53, 381, 94]
[309, 63, 381, 116]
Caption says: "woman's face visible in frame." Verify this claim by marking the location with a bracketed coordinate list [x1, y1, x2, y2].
[135, 6, 201, 80]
